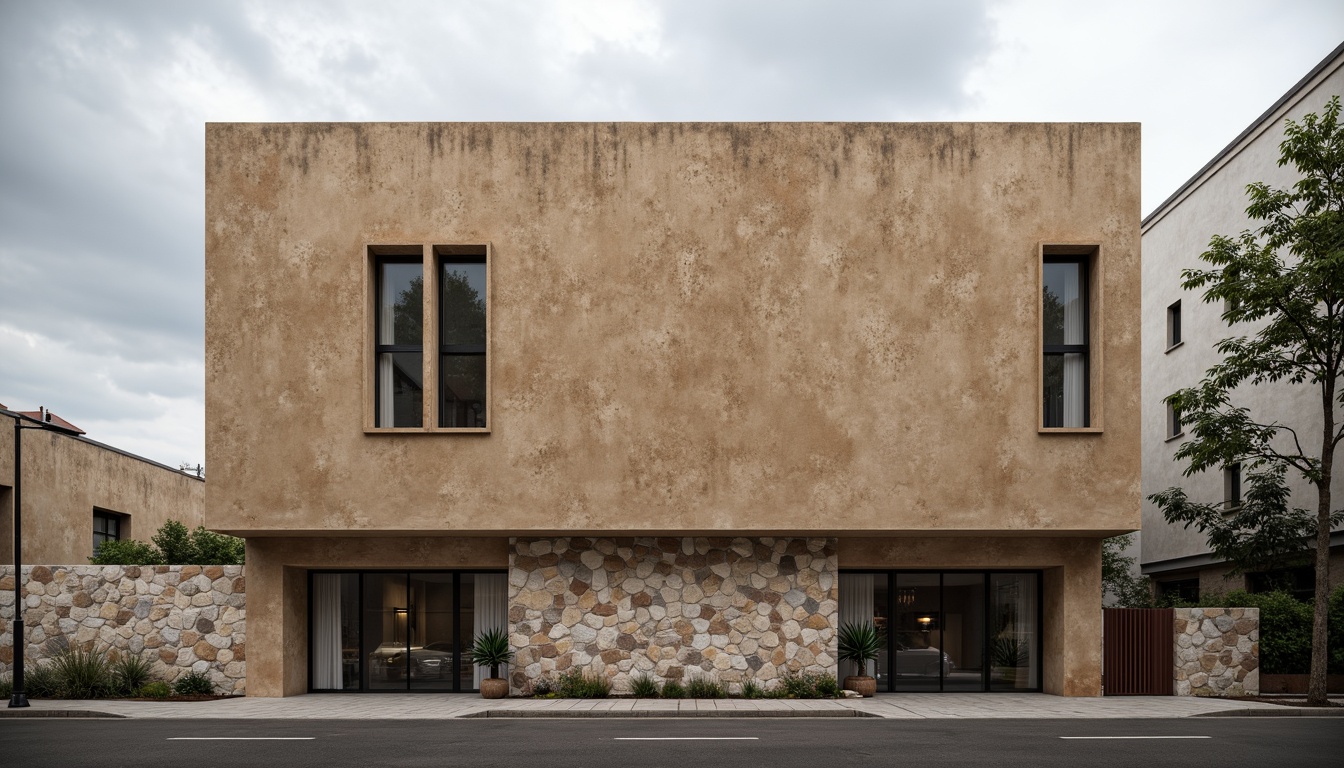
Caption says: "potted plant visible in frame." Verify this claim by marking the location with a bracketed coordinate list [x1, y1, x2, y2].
[837, 621, 882, 697]
[991, 636, 1028, 685]
[471, 627, 514, 699]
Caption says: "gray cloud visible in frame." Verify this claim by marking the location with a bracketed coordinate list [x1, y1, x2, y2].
[1, 0, 1341, 468]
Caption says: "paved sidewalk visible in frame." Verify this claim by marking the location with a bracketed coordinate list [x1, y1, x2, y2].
[5, 693, 1330, 719]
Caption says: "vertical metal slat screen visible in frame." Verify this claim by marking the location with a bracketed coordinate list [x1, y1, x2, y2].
[1103, 608, 1173, 695]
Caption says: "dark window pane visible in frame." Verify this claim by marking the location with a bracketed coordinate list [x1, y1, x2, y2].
[1042, 353, 1086, 428]
[379, 262, 423, 346]
[441, 263, 487, 346]
[312, 573, 360, 690]
[893, 573, 942, 691]
[1042, 262, 1081, 346]
[440, 354, 486, 428]
[363, 573, 409, 690]
[989, 573, 1039, 691]
[377, 352, 423, 427]
[409, 573, 455, 690]
[942, 573, 986, 691]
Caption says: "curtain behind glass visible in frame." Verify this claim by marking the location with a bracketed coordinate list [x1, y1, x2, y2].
[990, 573, 1039, 690]
[1061, 272, 1086, 426]
[839, 574, 876, 678]
[473, 574, 509, 687]
[312, 575, 343, 689]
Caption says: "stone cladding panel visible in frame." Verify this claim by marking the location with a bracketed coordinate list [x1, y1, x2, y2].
[1173, 607, 1258, 697]
[0, 565, 246, 694]
[508, 536, 838, 695]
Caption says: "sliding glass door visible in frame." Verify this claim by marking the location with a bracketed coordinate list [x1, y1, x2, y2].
[309, 570, 506, 693]
[839, 570, 1041, 693]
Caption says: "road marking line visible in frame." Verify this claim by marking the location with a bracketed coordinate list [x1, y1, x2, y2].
[167, 737, 315, 741]
[614, 737, 760, 741]
[1059, 736, 1211, 740]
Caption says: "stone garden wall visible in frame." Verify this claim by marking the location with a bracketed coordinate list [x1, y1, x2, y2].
[0, 565, 246, 694]
[1173, 607, 1258, 697]
[508, 536, 838, 695]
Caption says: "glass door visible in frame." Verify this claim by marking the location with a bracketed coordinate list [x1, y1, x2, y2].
[893, 573, 941, 691]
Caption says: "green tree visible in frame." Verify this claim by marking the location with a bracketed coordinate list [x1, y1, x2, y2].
[1101, 534, 1152, 608]
[1148, 97, 1344, 706]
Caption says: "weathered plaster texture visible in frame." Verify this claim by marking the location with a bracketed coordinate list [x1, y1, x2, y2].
[0, 565, 246, 694]
[508, 537, 837, 694]
[206, 122, 1141, 539]
[0, 414, 205, 565]
[1173, 607, 1258, 697]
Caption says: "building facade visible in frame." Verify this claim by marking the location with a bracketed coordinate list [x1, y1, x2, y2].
[206, 121, 1141, 697]
[1140, 44, 1344, 601]
[1, 406, 205, 565]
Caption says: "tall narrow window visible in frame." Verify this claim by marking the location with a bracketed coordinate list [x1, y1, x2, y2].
[1167, 403, 1182, 438]
[1042, 256, 1089, 428]
[375, 259, 424, 427]
[1224, 463, 1242, 511]
[438, 247, 487, 428]
[1167, 300, 1182, 348]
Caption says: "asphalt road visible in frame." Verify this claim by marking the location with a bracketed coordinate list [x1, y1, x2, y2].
[2, 717, 1340, 767]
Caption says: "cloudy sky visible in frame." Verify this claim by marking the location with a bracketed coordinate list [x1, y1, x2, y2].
[0, 1, 1340, 468]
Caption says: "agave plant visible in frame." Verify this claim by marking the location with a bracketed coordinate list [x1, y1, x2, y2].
[837, 621, 883, 670]
[990, 636, 1028, 669]
[470, 627, 514, 679]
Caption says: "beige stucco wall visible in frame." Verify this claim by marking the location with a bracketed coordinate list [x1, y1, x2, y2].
[0, 413, 205, 564]
[206, 122, 1140, 538]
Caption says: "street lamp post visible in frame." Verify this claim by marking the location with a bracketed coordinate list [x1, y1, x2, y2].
[9, 409, 81, 708]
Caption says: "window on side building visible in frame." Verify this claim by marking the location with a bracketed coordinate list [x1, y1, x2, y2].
[1223, 463, 1242, 512]
[1167, 300, 1182, 348]
[92, 509, 125, 555]
[1042, 255, 1090, 428]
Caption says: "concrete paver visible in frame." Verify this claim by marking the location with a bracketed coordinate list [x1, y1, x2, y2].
[7, 692, 1319, 720]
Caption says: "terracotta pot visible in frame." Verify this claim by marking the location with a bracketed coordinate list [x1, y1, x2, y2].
[479, 677, 509, 699]
[844, 675, 877, 698]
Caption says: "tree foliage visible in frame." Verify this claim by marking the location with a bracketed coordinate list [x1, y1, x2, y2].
[1101, 534, 1152, 608]
[89, 519, 244, 565]
[1148, 96, 1344, 705]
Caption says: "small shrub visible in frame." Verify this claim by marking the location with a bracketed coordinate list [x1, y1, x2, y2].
[137, 681, 172, 699]
[740, 679, 764, 699]
[172, 671, 215, 696]
[553, 668, 610, 698]
[530, 676, 554, 697]
[111, 653, 154, 696]
[776, 670, 842, 699]
[814, 674, 841, 698]
[629, 673, 660, 698]
[24, 662, 60, 698]
[48, 646, 115, 699]
[0, 674, 11, 699]
[660, 679, 686, 699]
[686, 674, 725, 699]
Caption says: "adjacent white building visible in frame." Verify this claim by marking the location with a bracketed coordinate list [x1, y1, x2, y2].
[1140, 42, 1344, 599]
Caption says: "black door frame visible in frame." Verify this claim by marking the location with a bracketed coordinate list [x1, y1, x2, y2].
[306, 569, 507, 694]
[839, 569, 1044, 693]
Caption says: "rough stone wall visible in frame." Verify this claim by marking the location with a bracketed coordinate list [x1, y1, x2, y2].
[1173, 607, 1258, 697]
[508, 537, 837, 695]
[0, 565, 246, 694]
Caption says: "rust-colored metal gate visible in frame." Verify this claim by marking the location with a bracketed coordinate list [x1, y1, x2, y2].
[1103, 608, 1173, 695]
